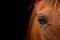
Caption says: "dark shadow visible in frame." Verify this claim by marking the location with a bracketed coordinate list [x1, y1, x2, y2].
[16, 0, 34, 40]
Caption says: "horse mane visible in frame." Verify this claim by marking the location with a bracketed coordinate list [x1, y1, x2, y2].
[34, 0, 60, 8]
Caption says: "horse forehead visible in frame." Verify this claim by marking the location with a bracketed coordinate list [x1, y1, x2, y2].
[35, 5, 52, 14]
[35, 3, 60, 14]
[34, 2, 52, 13]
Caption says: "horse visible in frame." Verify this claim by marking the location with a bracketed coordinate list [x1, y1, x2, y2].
[24, 0, 60, 40]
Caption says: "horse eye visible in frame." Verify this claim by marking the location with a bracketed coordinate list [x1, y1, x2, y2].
[38, 16, 48, 25]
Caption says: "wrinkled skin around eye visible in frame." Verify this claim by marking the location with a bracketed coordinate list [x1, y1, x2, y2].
[30, 2, 60, 40]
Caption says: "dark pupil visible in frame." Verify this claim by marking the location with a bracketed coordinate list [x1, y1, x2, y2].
[38, 16, 47, 25]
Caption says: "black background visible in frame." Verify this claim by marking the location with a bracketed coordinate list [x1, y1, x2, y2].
[16, 0, 34, 40]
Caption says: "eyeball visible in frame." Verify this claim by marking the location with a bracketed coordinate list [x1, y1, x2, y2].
[38, 15, 48, 25]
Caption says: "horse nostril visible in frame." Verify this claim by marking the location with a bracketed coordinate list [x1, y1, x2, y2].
[38, 16, 48, 25]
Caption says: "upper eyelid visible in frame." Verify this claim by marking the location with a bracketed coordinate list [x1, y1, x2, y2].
[36, 12, 48, 16]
